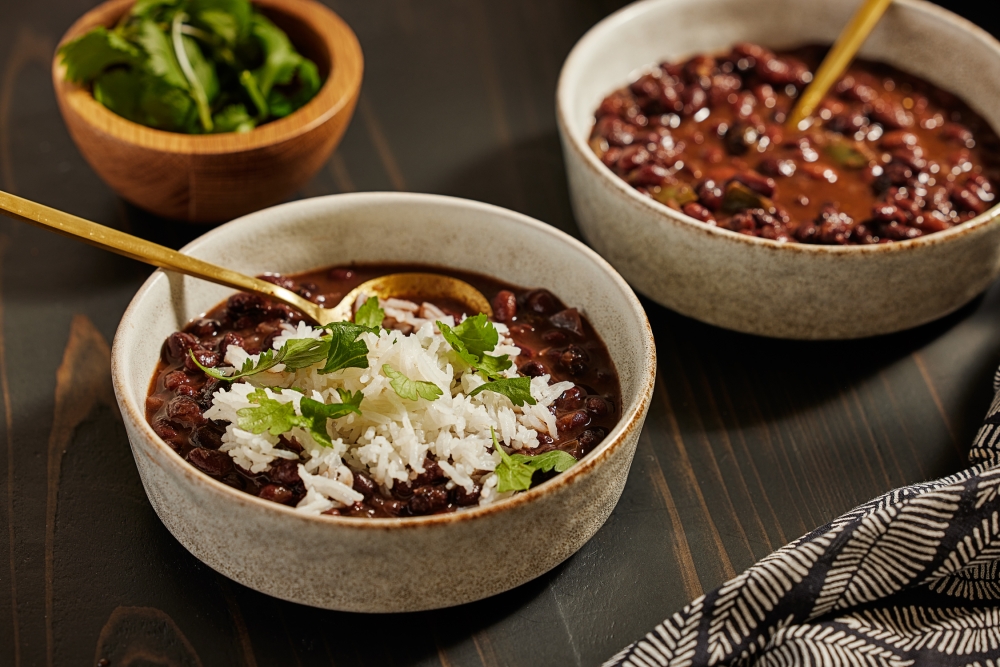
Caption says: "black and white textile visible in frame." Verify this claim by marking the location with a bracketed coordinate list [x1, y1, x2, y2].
[604, 369, 1000, 667]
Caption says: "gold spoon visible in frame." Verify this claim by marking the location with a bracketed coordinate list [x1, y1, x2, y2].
[786, 0, 894, 130]
[0, 190, 493, 325]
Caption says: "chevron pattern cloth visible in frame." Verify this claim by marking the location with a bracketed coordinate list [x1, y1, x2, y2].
[605, 370, 1000, 667]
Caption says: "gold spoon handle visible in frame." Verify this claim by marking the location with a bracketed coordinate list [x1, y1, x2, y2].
[786, 0, 893, 129]
[0, 189, 323, 321]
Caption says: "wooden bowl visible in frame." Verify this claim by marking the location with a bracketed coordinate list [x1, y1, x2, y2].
[52, 0, 363, 223]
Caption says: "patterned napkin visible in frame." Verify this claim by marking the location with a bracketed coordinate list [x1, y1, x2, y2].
[605, 370, 1000, 666]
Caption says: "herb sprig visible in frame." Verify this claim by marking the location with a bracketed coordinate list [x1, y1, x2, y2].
[437, 315, 536, 407]
[59, 0, 322, 134]
[491, 427, 577, 493]
[237, 387, 363, 447]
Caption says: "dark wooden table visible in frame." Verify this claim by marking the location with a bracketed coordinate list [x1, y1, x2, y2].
[2, 1, 999, 665]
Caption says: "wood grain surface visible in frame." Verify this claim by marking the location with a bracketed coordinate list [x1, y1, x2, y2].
[2, 1, 999, 665]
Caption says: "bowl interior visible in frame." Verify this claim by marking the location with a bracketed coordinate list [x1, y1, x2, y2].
[559, 0, 1000, 149]
[115, 193, 654, 497]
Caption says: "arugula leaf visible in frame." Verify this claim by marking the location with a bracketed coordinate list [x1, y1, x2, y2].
[132, 0, 180, 20]
[509, 449, 577, 474]
[298, 389, 363, 446]
[212, 103, 255, 132]
[354, 297, 385, 329]
[491, 427, 535, 493]
[491, 428, 577, 493]
[191, 337, 327, 381]
[171, 13, 214, 131]
[237, 394, 298, 435]
[318, 323, 373, 374]
[137, 75, 197, 131]
[382, 365, 443, 402]
[468, 377, 536, 407]
[59, 27, 142, 84]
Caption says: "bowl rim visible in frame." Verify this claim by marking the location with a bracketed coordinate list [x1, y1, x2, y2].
[51, 0, 364, 155]
[555, 0, 1000, 255]
[111, 192, 658, 530]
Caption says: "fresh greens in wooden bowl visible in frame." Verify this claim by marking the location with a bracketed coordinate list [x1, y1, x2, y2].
[58, 0, 322, 134]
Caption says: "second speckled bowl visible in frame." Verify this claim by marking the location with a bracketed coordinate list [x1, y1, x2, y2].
[557, 0, 1000, 339]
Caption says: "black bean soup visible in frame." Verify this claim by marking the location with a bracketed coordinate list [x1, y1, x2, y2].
[145, 264, 621, 518]
[590, 43, 1000, 244]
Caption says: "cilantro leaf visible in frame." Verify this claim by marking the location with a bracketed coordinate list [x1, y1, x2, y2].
[93, 68, 143, 122]
[475, 353, 512, 381]
[354, 297, 385, 329]
[491, 427, 535, 493]
[383, 365, 443, 402]
[237, 394, 298, 435]
[491, 428, 577, 493]
[135, 18, 188, 89]
[318, 323, 373, 374]
[251, 13, 303, 96]
[437, 316, 510, 380]
[509, 449, 577, 474]
[436, 320, 478, 366]
[188, 0, 252, 46]
[191, 336, 327, 381]
[278, 337, 330, 371]
[446, 314, 498, 358]
[59, 27, 142, 84]
[468, 377, 536, 406]
[299, 389, 363, 446]
[212, 103, 255, 132]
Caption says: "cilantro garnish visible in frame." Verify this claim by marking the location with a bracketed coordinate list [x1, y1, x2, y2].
[437, 316, 512, 381]
[193, 320, 378, 382]
[191, 336, 328, 381]
[237, 387, 363, 447]
[318, 322, 377, 375]
[57, 0, 322, 134]
[354, 297, 385, 329]
[491, 427, 577, 493]
[468, 377, 536, 407]
[382, 365, 443, 402]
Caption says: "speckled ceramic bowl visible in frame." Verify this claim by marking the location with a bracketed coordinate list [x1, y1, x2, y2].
[557, 0, 1000, 339]
[111, 193, 655, 612]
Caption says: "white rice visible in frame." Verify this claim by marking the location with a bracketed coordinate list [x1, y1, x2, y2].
[203, 298, 574, 515]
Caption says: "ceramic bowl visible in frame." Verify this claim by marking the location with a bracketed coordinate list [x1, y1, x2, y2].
[557, 0, 1000, 339]
[53, 0, 363, 223]
[111, 193, 656, 612]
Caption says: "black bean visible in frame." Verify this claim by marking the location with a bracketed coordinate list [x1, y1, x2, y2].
[166, 395, 204, 428]
[555, 386, 586, 411]
[413, 458, 446, 486]
[191, 422, 225, 450]
[586, 396, 611, 418]
[163, 370, 191, 391]
[408, 486, 449, 515]
[519, 360, 546, 377]
[558, 345, 589, 375]
[352, 472, 377, 498]
[556, 410, 590, 433]
[185, 318, 220, 337]
[184, 347, 219, 371]
[492, 290, 517, 323]
[550, 308, 584, 336]
[578, 428, 607, 455]
[268, 459, 301, 486]
[450, 484, 482, 507]
[226, 292, 267, 319]
[162, 332, 197, 362]
[327, 267, 355, 281]
[259, 484, 294, 504]
[523, 289, 560, 315]
[187, 448, 233, 477]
